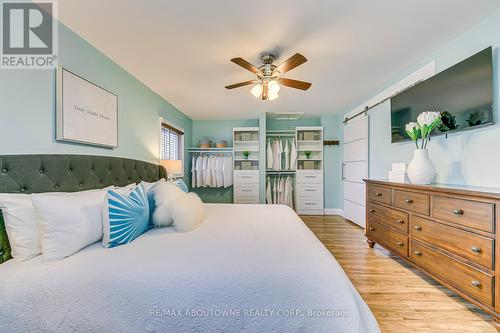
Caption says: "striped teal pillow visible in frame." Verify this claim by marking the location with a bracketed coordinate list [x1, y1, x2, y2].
[174, 179, 188, 193]
[102, 185, 150, 248]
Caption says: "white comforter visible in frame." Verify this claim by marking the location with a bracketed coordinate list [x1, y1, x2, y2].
[0, 204, 379, 333]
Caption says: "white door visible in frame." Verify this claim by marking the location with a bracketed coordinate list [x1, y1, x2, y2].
[343, 113, 368, 228]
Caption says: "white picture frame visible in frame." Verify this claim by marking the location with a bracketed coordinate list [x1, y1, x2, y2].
[56, 67, 118, 148]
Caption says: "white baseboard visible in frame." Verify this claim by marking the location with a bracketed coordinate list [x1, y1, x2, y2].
[324, 208, 344, 216]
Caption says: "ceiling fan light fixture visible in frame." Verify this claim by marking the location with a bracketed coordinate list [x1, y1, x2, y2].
[268, 80, 280, 94]
[250, 84, 263, 98]
[268, 91, 279, 101]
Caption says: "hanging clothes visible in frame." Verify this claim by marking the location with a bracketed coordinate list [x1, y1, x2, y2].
[266, 175, 294, 209]
[222, 156, 233, 188]
[283, 139, 290, 170]
[267, 139, 273, 170]
[191, 155, 196, 188]
[215, 156, 224, 188]
[266, 177, 272, 204]
[290, 139, 297, 170]
[195, 155, 204, 187]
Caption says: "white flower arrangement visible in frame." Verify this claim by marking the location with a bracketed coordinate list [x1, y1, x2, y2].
[405, 111, 442, 149]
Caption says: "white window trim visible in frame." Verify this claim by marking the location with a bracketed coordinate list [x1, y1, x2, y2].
[159, 117, 185, 177]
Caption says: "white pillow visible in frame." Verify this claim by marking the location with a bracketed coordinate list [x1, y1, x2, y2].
[0, 194, 40, 261]
[32, 189, 109, 262]
[140, 178, 165, 192]
[152, 182, 185, 227]
[171, 192, 206, 232]
[114, 183, 137, 195]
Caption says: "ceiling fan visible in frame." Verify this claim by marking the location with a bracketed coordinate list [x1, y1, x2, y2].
[225, 53, 312, 101]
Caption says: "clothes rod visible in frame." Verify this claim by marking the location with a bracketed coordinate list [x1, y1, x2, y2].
[342, 79, 424, 125]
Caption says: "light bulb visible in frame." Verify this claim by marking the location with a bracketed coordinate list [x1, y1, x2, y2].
[250, 84, 262, 98]
[268, 91, 279, 101]
[268, 80, 280, 94]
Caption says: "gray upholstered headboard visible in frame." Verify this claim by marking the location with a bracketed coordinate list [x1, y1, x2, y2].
[0, 154, 167, 263]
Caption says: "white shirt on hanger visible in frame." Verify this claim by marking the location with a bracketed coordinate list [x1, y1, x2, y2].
[283, 139, 290, 170]
[290, 139, 297, 170]
[267, 140, 273, 170]
[191, 155, 196, 188]
[222, 156, 233, 188]
[195, 156, 204, 187]
[215, 156, 224, 188]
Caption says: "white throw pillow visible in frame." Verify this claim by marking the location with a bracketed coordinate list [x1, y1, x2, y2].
[140, 178, 165, 192]
[171, 192, 206, 232]
[152, 182, 185, 227]
[113, 183, 137, 195]
[0, 194, 40, 261]
[32, 189, 109, 262]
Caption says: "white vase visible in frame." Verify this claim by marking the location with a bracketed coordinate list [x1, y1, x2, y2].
[407, 149, 436, 185]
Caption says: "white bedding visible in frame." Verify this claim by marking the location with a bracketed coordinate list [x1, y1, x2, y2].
[0, 204, 379, 333]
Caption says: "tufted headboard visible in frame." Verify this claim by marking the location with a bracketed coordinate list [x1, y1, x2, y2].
[0, 154, 167, 263]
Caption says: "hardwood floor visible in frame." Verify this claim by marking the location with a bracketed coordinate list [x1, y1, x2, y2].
[301, 215, 497, 333]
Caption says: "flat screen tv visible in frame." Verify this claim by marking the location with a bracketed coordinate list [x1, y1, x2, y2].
[391, 47, 493, 143]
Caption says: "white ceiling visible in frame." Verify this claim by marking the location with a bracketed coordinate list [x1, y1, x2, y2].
[58, 0, 500, 120]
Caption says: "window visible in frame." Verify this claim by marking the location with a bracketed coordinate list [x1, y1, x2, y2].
[160, 122, 183, 161]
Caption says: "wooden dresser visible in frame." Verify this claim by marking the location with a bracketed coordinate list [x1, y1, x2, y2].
[364, 179, 500, 324]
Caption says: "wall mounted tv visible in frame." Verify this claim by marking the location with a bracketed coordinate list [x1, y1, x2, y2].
[391, 47, 493, 143]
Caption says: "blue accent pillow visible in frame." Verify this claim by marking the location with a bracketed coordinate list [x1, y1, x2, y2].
[175, 179, 188, 193]
[102, 185, 150, 248]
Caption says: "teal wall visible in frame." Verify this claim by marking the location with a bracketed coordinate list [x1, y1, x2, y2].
[266, 117, 321, 130]
[192, 119, 258, 147]
[360, 9, 500, 189]
[320, 115, 343, 209]
[0, 23, 192, 179]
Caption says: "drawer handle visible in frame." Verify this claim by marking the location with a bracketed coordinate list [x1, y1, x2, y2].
[369, 208, 375, 213]
[471, 280, 482, 288]
[404, 199, 413, 204]
[375, 192, 382, 197]
[414, 225, 422, 231]
[305, 203, 316, 206]
[305, 189, 316, 192]
[396, 219, 405, 224]
[471, 246, 481, 253]
[396, 241, 404, 247]
[241, 189, 252, 192]
[453, 209, 464, 215]
[305, 176, 316, 178]
[241, 176, 252, 179]
[414, 250, 422, 256]
[369, 227, 375, 231]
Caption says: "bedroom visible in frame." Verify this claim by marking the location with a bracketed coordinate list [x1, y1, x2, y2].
[0, 0, 500, 332]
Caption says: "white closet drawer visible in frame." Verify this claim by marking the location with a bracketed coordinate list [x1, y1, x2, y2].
[297, 170, 323, 184]
[297, 198, 324, 211]
[234, 184, 259, 197]
[297, 183, 323, 198]
[234, 170, 259, 184]
[234, 196, 259, 204]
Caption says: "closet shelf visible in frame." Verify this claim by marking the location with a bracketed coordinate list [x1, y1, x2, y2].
[233, 148, 259, 152]
[235, 158, 259, 161]
[297, 140, 322, 143]
[188, 147, 233, 153]
[297, 158, 322, 161]
[234, 140, 259, 144]
[266, 170, 296, 174]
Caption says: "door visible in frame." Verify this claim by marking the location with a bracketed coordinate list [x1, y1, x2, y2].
[343, 113, 368, 228]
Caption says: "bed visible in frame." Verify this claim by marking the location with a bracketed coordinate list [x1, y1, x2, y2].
[0, 155, 379, 333]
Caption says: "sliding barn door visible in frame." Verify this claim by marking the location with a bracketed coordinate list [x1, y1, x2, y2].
[343, 113, 368, 228]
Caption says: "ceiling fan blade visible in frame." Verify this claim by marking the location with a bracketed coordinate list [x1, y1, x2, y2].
[275, 53, 307, 74]
[225, 80, 258, 89]
[230, 57, 261, 75]
[279, 78, 312, 90]
[262, 81, 269, 100]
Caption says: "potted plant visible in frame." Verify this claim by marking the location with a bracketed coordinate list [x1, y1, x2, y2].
[304, 151, 312, 159]
[405, 111, 441, 184]
[242, 151, 250, 160]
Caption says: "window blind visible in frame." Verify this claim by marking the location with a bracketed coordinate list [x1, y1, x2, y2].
[161, 123, 183, 160]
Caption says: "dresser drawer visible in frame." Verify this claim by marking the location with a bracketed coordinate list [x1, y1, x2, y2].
[367, 185, 392, 205]
[367, 220, 408, 257]
[296, 171, 323, 184]
[367, 202, 408, 234]
[410, 240, 494, 306]
[234, 171, 259, 184]
[432, 196, 494, 233]
[394, 190, 429, 215]
[234, 184, 259, 197]
[411, 216, 493, 270]
[297, 183, 323, 198]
